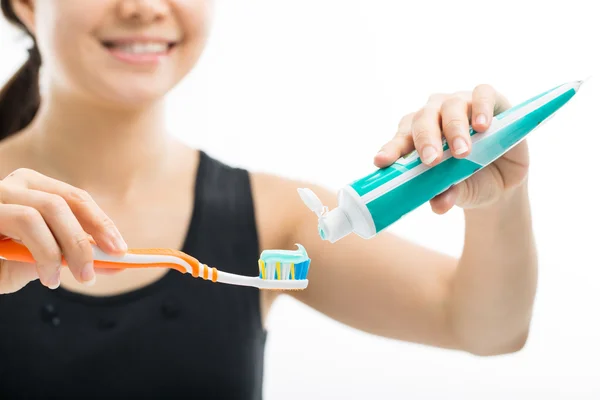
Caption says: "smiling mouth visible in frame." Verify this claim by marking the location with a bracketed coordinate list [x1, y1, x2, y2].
[101, 40, 178, 54]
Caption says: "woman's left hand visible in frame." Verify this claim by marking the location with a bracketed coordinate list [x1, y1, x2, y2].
[374, 84, 530, 214]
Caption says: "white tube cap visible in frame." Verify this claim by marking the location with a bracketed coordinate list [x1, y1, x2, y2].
[297, 187, 354, 243]
[318, 207, 353, 243]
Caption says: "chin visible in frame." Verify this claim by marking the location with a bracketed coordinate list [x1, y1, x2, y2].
[76, 72, 176, 109]
[103, 80, 174, 107]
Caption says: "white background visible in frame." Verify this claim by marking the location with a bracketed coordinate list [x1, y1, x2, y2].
[2, 0, 600, 398]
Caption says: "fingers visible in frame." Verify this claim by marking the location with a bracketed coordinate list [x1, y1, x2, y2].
[410, 105, 443, 165]
[3, 168, 127, 255]
[471, 84, 511, 132]
[64, 189, 127, 254]
[397, 86, 506, 166]
[429, 185, 460, 214]
[0, 259, 39, 294]
[1, 185, 96, 285]
[440, 95, 472, 157]
[0, 204, 62, 289]
[470, 84, 495, 131]
[375, 113, 415, 167]
[0, 168, 129, 291]
[429, 180, 472, 214]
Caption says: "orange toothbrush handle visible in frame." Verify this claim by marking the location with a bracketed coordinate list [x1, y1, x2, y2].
[0, 238, 40, 264]
[0, 238, 203, 276]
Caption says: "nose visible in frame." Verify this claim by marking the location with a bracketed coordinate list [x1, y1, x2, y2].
[118, 0, 170, 23]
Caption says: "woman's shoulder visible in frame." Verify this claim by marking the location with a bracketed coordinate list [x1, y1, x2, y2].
[247, 169, 336, 252]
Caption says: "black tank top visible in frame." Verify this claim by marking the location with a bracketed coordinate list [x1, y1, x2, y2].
[0, 151, 267, 399]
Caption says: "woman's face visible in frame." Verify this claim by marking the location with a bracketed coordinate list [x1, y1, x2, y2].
[12, 0, 213, 107]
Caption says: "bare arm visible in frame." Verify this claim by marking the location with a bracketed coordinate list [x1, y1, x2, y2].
[449, 180, 537, 354]
[259, 83, 538, 355]
[269, 178, 534, 355]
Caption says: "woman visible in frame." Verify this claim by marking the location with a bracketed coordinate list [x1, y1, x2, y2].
[0, 0, 537, 398]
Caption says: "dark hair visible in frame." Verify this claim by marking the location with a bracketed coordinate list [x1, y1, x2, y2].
[0, 0, 42, 141]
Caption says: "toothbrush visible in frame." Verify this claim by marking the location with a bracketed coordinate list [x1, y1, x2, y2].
[0, 238, 311, 290]
[298, 79, 588, 243]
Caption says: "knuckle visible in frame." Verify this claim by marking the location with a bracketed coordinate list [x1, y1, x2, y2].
[5, 168, 37, 183]
[443, 118, 465, 136]
[47, 248, 63, 265]
[96, 216, 117, 233]
[412, 107, 427, 121]
[73, 232, 92, 251]
[474, 94, 495, 106]
[0, 181, 17, 205]
[411, 125, 430, 144]
[468, 179, 481, 204]
[68, 188, 94, 204]
[10, 167, 33, 177]
[38, 248, 62, 271]
[394, 129, 411, 141]
[422, 103, 440, 115]
[457, 180, 476, 206]
[16, 206, 43, 228]
[42, 194, 70, 215]
[86, 212, 117, 237]
[67, 234, 93, 264]
[442, 95, 467, 110]
[395, 126, 414, 142]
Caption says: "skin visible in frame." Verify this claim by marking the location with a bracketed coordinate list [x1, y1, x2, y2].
[0, 0, 537, 356]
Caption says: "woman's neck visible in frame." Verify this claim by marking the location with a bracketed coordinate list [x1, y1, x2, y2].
[21, 89, 178, 195]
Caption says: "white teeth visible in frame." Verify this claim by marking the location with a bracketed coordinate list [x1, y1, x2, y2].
[115, 42, 169, 54]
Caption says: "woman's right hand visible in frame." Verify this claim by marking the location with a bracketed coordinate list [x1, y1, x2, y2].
[0, 168, 128, 294]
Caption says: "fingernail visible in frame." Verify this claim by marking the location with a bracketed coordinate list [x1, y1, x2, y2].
[81, 262, 96, 286]
[48, 271, 61, 290]
[475, 114, 487, 125]
[421, 146, 438, 164]
[453, 137, 468, 155]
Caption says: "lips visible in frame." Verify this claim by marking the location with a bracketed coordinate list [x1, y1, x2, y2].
[102, 40, 177, 53]
[100, 39, 179, 65]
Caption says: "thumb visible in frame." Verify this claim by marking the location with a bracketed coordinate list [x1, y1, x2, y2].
[453, 179, 476, 209]
[429, 180, 475, 214]
[0, 259, 40, 295]
[454, 170, 505, 209]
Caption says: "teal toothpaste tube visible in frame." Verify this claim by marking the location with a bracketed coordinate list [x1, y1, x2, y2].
[298, 79, 586, 243]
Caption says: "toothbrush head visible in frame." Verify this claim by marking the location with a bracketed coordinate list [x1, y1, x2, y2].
[257, 244, 311, 291]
